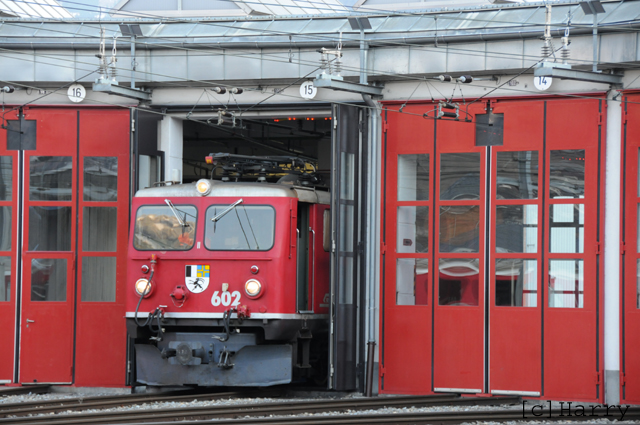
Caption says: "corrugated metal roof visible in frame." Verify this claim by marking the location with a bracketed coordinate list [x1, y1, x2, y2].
[353, 0, 567, 12]
[0, 0, 637, 46]
[114, 0, 349, 18]
[0, 0, 72, 18]
[238, 0, 349, 15]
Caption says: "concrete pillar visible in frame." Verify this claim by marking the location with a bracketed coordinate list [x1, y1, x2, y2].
[605, 90, 622, 405]
[158, 116, 183, 183]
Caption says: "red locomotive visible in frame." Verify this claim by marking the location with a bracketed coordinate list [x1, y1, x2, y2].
[126, 154, 330, 387]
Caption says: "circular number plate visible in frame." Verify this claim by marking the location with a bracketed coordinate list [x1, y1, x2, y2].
[67, 84, 86, 103]
[300, 80, 317, 99]
[533, 76, 553, 91]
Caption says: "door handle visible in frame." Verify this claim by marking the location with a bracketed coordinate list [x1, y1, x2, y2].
[26, 319, 35, 323]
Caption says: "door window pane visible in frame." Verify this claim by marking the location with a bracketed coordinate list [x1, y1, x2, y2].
[495, 259, 537, 307]
[397, 258, 428, 305]
[82, 257, 116, 302]
[440, 205, 479, 253]
[496, 151, 538, 199]
[496, 205, 537, 253]
[439, 258, 480, 306]
[83, 207, 117, 252]
[84, 157, 118, 202]
[339, 203, 354, 252]
[397, 206, 428, 254]
[0, 256, 10, 302]
[31, 258, 66, 301]
[550, 204, 584, 253]
[28, 206, 72, 251]
[637, 204, 640, 253]
[549, 260, 583, 308]
[440, 153, 480, 200]
[340, 152, 355, 200]
[29, 156, 72, 201]
[0, 206, 11, 251]
[398, 154, 429, 201]
[637, 259, 640, 309]
[0, 156, 12, 201]
[338, 255, 354, 304]
[549, 150, 585, 199]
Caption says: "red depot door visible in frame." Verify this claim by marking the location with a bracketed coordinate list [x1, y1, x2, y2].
[488, 100, 544, 396]
[380, 105, 434, 394]
[0, 123, 19, 383]
[433, 103, 487, 394]
[542, 99, 603, 402]
[622, 92, 640, 404]
[75, 109, 129, 386]
[20, 109, 78, 383]
[381, 98, 603, 400]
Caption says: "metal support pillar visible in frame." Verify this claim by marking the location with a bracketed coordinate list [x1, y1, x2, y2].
[604, 90, 622, 404]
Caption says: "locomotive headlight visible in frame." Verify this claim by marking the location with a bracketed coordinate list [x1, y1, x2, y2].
[195, 179, 212, 196]
[135, 278, 153, 298]
[245, 279, 262, 297]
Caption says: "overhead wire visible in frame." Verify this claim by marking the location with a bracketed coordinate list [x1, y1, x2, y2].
[6, 0, 640, 73]
[0, 0, 638, 120]
[1, 16, 633, 97]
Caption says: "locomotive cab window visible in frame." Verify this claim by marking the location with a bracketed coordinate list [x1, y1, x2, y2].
[205, 205, 275, 251]
[133, 205, 197, 250]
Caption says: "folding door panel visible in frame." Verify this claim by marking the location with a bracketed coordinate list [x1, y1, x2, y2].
[0, 116, 18, 382]
[75, 109, 130, 386]
[20, 109, 78, 384]
[380, 105, 433, 394]
[622, 93, 640, 404]
[488, 100, 544, 396]
[433, 104, 486, 393]
[543, 99, 603, 402]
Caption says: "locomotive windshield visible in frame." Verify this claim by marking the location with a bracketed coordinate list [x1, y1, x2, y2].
[205, 205, 275, 251]
[133, 205, 197, 250]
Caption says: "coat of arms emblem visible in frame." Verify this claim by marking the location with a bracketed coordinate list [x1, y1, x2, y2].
[185, 265, 210, 293]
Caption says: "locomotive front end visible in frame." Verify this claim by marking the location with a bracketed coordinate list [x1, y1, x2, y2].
[126, 167, 329, 388]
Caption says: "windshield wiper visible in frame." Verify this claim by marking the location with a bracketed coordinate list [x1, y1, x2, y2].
[211, 198, 243, 222]
[165, 199, 191, 228]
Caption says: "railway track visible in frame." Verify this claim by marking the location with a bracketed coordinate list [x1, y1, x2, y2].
[0, 387, 50, 397]
[98, 405, 640, 425]
[0, 388, 282, 418]
[0, 394, 520, 425]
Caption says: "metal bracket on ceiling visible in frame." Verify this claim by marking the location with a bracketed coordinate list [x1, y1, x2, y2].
[313, 74, 384, 98]
[92, 79, 152, 101]
[533, 63, 622, 88]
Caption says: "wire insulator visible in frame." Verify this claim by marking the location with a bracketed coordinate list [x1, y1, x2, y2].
[438, 111, 458, 119]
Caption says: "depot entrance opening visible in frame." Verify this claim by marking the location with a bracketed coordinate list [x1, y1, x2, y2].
[181, 114, 332, 185]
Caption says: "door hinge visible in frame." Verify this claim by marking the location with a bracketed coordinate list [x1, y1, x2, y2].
[621, 241, 626, 255]
[597, 112, 604, 125]
[380, 243, 387, 255]
[131, 118, 136, 132]
[623, 109, 628, 125]
[595, 371, 601, 385]
[595, 242, 602, 255]
[72, 258, 77, 272]
[382, 120, 389, 133]
[380, 365, 386, 377]
[621, 372, 626, 386]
